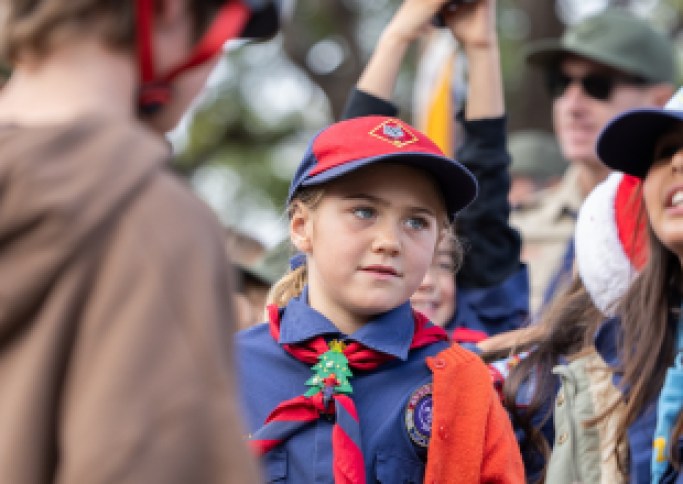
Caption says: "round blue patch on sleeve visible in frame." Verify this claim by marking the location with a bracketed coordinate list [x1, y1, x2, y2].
[404, 383, 433, 448]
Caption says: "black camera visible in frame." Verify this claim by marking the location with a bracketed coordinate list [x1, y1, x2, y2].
[432, 0, 479, 27]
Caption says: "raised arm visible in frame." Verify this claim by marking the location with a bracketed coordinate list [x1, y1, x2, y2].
[342, 0, 450, 119]
[445, 0, 523, 292]
[445, 0, 503, 120]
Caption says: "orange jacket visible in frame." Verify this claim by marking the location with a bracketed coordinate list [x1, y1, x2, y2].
[425, 344, 525, 484]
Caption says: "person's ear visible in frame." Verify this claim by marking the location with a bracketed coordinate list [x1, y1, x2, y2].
[154, 0, 187, 29]
[648, 83, 676, 108]
[436, 221, 453, 251]
[439, 225, 450, 244]
[151, 0, 192, 76]
[290, 202, 313, 253]
[432, 228, 445, 256]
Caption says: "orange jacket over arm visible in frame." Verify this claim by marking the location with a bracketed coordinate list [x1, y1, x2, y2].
[425, 344, 525, 484]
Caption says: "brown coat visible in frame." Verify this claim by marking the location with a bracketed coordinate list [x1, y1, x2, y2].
[0, 118, 258, 483]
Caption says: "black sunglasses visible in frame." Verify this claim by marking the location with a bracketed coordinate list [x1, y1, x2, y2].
[545, 70, 649, 102]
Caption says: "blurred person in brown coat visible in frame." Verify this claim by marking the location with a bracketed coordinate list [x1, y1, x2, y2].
[0, 1, 278, 482]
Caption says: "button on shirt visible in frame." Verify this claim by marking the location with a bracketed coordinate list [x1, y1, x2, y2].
[236, 288, 450, 483]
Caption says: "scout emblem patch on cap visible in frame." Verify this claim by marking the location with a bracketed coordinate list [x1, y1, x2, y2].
[286, 115, 479, 220]
[369, 119, 419, 148]
[405, 383, 433, 448]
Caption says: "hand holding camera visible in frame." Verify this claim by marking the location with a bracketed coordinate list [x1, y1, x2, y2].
[376, 0, 493, 59]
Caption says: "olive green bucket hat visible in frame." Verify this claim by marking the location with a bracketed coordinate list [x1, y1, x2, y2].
[526, 8, 677, 84]
[509, 130, 567, 181]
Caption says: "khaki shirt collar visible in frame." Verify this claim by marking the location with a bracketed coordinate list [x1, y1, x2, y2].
[534, 165, 583, 223]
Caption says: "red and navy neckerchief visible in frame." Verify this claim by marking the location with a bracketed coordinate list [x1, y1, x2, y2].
[250, 304, 448, 484]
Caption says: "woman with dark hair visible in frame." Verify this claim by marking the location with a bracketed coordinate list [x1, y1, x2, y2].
[593, 88, 683, 483]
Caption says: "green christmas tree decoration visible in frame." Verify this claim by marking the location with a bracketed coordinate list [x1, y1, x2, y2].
[305, 340, 354, 397]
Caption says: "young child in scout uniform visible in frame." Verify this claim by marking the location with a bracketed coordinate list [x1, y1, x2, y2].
[0, 1, 277, 482]
[237, 115, 524, 483]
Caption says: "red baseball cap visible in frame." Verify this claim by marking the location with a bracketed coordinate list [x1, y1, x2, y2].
[287, 116, 478, 221]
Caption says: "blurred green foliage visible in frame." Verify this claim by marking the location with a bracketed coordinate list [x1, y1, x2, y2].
[175, 0, 683, 245]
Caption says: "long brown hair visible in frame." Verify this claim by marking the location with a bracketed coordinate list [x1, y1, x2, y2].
[482, 276, 604, 481]
[611, 223, 681, 470]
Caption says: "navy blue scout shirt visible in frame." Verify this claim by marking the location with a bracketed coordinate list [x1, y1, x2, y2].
[448, 266, 529, 335]
[237, 287, 450, 483]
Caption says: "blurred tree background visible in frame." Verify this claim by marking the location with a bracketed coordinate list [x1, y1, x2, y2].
[171, 0, 683, 246]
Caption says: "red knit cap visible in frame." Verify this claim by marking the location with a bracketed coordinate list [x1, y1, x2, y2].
[575, 172, 648, 315]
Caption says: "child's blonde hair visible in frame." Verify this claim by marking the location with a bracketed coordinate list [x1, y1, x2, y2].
[268, 187, 324, 307]
[0, 0, 222, 63]
[441, 226, 463, 275]
[268, 185, 459, 308]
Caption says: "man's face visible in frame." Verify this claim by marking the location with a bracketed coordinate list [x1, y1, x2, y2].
[552, 56, 657, 170]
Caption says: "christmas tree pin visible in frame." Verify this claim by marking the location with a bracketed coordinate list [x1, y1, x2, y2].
[305, 340, 353, 405]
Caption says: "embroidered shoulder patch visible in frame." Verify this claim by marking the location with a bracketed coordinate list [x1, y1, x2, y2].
[404, 383, 433, 448]
[369, 119, 419, 148]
